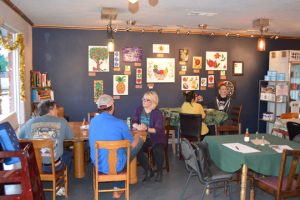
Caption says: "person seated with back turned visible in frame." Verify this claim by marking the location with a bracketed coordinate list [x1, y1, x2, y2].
[88, 94, 144, 199]
[132, 91, 166, 182]
[18, 100, 74, 196]
[214, 83, 231, 113]
[181, 90, 209, 136]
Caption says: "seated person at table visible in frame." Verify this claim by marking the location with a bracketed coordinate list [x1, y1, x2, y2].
[88, 94, 143, 199]
[181, 91, 209, 136]
[214, 83, 231, 113]
[18, 100, 74, 195]
[132, 91, 166, 182]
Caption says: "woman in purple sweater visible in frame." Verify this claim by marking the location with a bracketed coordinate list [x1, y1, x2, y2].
[132, 91, 166, 182]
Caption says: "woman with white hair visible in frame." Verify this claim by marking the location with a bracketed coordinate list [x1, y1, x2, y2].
[132, 91, 165, 182]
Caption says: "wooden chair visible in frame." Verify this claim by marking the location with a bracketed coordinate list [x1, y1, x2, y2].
[253, 149, 300, 200]
[215, 105, 242, 135]
[0, 140, 45, 200]
[30, 139, 68, 200]
[93, 140, 130, 200]
[88, 112, 99, 122]
[179, 113, 202, 142]
[165, 116, 176, 155]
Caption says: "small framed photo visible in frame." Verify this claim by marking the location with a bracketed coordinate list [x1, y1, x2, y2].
[233, 61, 243, 76]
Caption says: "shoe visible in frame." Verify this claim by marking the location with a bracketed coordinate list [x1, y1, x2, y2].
[142, 169, 154, 182]
[112, 187, 123, 199]
[56, 187, 65, 196]
[155, 171, 163, 182]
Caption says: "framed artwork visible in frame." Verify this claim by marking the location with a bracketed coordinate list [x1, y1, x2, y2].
[181, 76, 199, 90]
[153, 44, 170, 54]
[146, 58, 175, 83]
[114, 51, 120, 68]
[193, 56, 202, 69]
[208, 75, 214, 84]
[88, 46, 109, 72]
[94, 80, 103, 102]
[201, 78, 207, 87]
[122, 47, 143, 63]
[233, 61, 244, 76]
[179, 49, 189, 62]
[205, 51, 227, 71]
[113, 75, 128, 95]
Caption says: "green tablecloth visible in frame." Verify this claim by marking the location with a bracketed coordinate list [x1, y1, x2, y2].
[160, 107, 228, 127]
[204, 134, 300, 176]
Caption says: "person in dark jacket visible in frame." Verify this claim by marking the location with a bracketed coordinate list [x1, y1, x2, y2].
[214, 83, 231, 113]
[132, 91, 165, 182]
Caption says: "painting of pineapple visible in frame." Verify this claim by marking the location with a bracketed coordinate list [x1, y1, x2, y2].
[113, 75, 128, 95]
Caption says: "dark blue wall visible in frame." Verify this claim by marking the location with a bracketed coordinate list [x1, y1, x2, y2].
[32, 28, 300, 132]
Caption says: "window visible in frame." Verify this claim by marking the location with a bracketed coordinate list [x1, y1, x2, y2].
[0, 27, 20, 121]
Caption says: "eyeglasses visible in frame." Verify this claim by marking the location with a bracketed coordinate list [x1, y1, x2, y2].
[142, 98, 151, 102]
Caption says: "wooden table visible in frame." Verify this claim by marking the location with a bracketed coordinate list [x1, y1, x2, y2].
[204, 134, 300, 200]
[68, 122, 146, 184]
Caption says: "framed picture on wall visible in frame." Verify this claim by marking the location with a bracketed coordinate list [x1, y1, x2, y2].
[233, 61, 243, 76]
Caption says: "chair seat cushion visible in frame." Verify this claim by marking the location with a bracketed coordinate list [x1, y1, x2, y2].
[255, 176, 297, 191]
[205, 163, 233, 181]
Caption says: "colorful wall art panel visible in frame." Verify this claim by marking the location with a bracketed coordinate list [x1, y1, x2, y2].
[113, 75, 128, 95]
[153, 44, 170, 54]
[88, 46, 109, 72]
[201, 78, 207, 87]
[181, 76, 199, 90]
[193, 56, 202, 69]
[146, 58, 175, 83]
[208, 75, 215, 84]
[136, 68, 142, 84]
[205, 51, 227, 71]
[114, 51, 120, 68]
[122, 47, 143, 63]
[179, 49, 189, 62]
[94, 80, 103, 102]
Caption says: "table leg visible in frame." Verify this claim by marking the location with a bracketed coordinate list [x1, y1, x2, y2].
[240, 164, 248, 200]
[130, 157, 138, 184]
[171, 130, 176, 155]
[73, 141, 85, 178]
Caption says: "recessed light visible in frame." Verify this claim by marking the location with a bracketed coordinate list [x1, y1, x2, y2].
[187, 11, 217, 17]
[225, 33, 229, 37]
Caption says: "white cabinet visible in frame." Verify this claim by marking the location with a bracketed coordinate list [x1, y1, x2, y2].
[269, 50, 300, 101]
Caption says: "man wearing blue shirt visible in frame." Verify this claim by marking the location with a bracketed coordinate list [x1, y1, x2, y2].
[88, 94, 143, 199]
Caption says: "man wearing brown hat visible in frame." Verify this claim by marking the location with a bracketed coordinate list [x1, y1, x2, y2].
[88, 94, 143, 199]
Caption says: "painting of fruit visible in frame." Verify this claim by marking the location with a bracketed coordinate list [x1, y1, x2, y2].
[88, 46, 109, 72]
[153, 44, 170, 54]
[181, 76, 199, 90]
[147, 58, 175, 83]
[113, 75, 128, 95]
[205, 51, 227, 71]
[193, 56, 202, 69]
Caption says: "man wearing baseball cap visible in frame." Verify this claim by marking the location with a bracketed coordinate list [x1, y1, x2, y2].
[88, 94, 143, 199]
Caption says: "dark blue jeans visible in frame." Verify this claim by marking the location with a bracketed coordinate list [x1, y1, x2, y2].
[43, 150, 72, 173]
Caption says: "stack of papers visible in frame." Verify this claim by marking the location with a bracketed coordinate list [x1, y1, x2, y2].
[269, 145, 293, 153]
[223, 143, 260, 154]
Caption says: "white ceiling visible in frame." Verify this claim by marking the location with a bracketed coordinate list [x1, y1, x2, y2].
[9, 0, 300, 37]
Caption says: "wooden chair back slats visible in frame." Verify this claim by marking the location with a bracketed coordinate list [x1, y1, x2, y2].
[27, 139, 68, 200]
[94, 140, 131, 200]
[216, 105, 242, 135]
[254, 149, 300, 199]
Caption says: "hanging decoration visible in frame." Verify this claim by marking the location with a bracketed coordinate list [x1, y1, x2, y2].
[0, 33, 26, 101]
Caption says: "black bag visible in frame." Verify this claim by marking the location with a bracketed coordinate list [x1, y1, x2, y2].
[192, 141, 213, 179]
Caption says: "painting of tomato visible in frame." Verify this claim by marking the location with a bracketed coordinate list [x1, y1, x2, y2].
[193, 56, 202, 69]
[205, 51, 227, 71]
